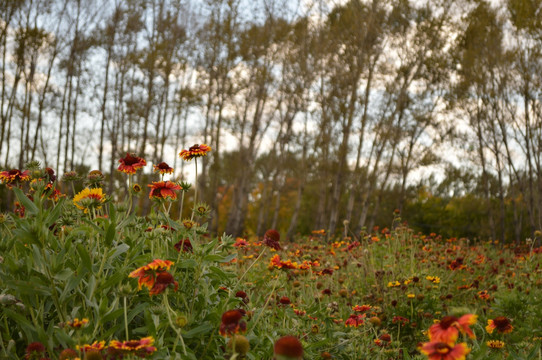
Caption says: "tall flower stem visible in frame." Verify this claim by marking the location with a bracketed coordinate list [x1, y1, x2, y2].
[127, 175, 133, 216]
[124, 296, 129, 340]
[252, 278, 278, 329]
[178, 191, 185, 221]
[163, 294, 187, 356]
[191, 160, 198, 221]
[232, 248, 266, 293]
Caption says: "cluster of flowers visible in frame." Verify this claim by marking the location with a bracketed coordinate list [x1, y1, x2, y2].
[72, 144, 210, 213]
[0, 145, 211, 217]
[24, 337, 156, 360]
[268, 254, 320, 271]
[418, 313, 515, 358]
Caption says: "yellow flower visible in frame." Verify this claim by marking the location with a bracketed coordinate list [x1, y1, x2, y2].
[486, 340, 505, 349]
[388, 281, 401, 288]
[407, 293, 415, 299]
[73, 188, 106, 213]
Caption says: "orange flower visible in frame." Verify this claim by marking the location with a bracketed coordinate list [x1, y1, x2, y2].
[179, 144, 211, 161]
[233, 238, 249, 248]
[76, 341, 106, 353]
[269, 254, 298, 270]
[428, 314, 477, 344]
[352, 305, 372, 312]
[117, 153, 146, 174]
[148, 181, 181, 200]
[486, 317, 513, 334]
[420, 341, 470, 360]
[345, 314, 365, 327]
[477, 290, 491, 300]
[129, 259, 175, 294]
[65, 318, 89, 329]
[219, 310, 247, 336]
[0, 169, 30, 188]
[108, 336, 156, 357]
[153, 162, 174, 175]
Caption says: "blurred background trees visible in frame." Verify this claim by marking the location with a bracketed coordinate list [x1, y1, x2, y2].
[1, 0, 542, 242]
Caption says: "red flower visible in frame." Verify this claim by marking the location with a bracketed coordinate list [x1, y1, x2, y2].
[25, 342, 46, 359]
[274, 336, 303, 359]
[148, 181, 181, 200]
[428, 314, 477, 344]
[153, 162, 174, 175]
[59, 349, 77, 360]
[448, 258, 465, 271]
[374, 333, 391, 347]
[279, 296, 291, 305]
[219, 310, 247, 336]
[420, 341, 470, 360]
[179, 144, 211, 161]
[149, 272, 178, 295]
[486, 316, 513, 334]
[117, 153, 146, 174]
[263, 229, 281, 250]
[174, 238, 193, 252]
[236, 291, 248, 299]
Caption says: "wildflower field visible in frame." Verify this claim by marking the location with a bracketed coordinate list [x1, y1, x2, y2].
[1, 151, 542, 360]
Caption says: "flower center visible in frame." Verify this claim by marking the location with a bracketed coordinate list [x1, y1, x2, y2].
[439, 316, 458, 329]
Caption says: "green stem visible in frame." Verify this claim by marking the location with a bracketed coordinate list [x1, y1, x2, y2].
[0, 324, 7, 356]
[124, 296, 129, 340]
[127, 175, 133, 217]
[163, 294, 187, 356]
[191, 160, 198, 221]
[252, 278, 278, 329]
[231, 248, 266, 294]
[40, 247, 66, 322]
[178, 191, 185, 221]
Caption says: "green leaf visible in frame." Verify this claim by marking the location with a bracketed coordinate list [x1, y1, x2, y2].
[183, 323, 213, 338]
[105, 220, 116, 247]
[3, 308, 35, 339]
[12, 187, 39, 216]
[102, 308, 125, 323]
[54, 268, 74, 281]
[177, 259, 197, 269]
[76, 243, 92, 272]
[5, 278, 50, 296]
[99, 271, 125, 291]
[203, 253, 236, 263]
[108, 243, 130, 262]
[44, 197, 66, 227]
[127, 302, 148, 323]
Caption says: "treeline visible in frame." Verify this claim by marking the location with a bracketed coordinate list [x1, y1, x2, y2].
[0, 0, 541, 242]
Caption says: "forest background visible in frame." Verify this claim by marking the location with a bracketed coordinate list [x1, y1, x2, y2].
[1, 0, 541, 242]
